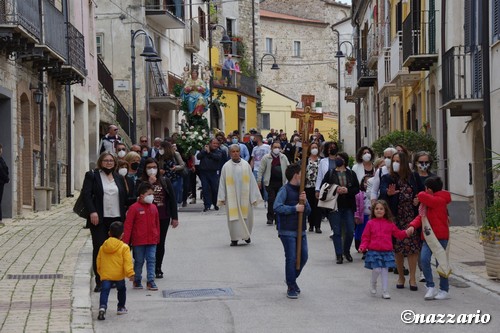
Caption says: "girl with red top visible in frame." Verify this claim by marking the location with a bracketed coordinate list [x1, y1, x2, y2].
[360, 200, 411, 299]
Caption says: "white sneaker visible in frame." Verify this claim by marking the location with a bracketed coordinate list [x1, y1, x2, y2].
[434, 290, 449, 300]
[424, 287, 438, 300]
[382, 291, 391, 299]
[419, 271, 426, 282]
[370, 283, 377, 295]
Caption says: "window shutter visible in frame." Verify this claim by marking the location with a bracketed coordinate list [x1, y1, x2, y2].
[494, 0, 500, 43]
[429, 0, 436, 54]
[472, 48, 482, 99]
[396, 1, 402, 32]
[464, 0, 473, 52]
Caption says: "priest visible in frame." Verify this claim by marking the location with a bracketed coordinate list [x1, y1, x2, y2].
[217, 144, 262, 246]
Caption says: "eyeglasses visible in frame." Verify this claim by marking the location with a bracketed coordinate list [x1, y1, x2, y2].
[418, 161, 430, 165]
[140, 140, 148, 143]
[117, 148, 126, 152]
[102, 159, 115, 163]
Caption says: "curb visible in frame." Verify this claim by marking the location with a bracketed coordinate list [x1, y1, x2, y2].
[71, 237, 94, 333]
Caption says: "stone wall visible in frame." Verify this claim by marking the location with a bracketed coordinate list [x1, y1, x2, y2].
[260, 0, 351, 23]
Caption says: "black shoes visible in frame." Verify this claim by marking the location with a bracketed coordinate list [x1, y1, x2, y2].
[156, 270, 164, 279]
[344, 253, 353, 262]
[315, 228, 322, 234]
[214, 206, 219, 211]
[336, 255, 343, 264]
[203, 207, 210, 212]
[94, 284, 102, 293]
[245, 238, 251, 244]
[230, 240, 238, 246]
[309, 226, 314, 232]
[267, 220, 273, 225]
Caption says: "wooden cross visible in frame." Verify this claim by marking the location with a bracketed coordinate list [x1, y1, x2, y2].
[291, 95, 323, 270]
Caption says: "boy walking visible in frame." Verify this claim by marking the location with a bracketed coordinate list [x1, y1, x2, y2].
[408, 176, 452, 300]
[96, 221, 135, 320]
[273, 164, 311, 299]
[123, 182, 160, 291]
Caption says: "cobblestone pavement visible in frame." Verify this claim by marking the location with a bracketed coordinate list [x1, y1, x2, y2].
[0, 196, 89, 333]
[0, 199, 499, 332]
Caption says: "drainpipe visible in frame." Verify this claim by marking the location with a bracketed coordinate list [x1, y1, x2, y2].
[441, 0, 448, 188]
[38, 72, 45, 185]
[482, 0, 493, 205]
[63, 0, 72, 197]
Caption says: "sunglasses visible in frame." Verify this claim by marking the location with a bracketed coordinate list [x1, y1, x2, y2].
[117, 148, 126, 151]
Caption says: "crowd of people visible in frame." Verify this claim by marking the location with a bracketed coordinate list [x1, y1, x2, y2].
[85, 124, 452, 319]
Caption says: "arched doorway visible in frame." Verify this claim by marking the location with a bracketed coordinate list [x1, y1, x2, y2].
[49, 102, 58, 204]
[19, 93, 33, 210]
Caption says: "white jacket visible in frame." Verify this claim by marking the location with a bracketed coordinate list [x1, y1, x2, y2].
[257, 153, 289, 187]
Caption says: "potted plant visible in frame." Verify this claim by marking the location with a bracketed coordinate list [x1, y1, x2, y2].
[480, 179, 500, 278]
[345, 56, 356, 74]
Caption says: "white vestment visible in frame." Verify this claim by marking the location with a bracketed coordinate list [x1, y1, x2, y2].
[217, 159, 262, 241]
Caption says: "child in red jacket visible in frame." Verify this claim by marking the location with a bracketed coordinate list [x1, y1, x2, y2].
[408, 176, 451, 301]
[359, 200, 411, 299]
[123, 182, 160, 291]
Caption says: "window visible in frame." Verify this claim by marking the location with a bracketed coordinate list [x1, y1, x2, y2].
[493, 0, 500, 43]
[293, 41, 301, 57]
[199, 7, 206, 40]
[96, 33, 103, 56]
[262, 114, 270, 130]
[265, 38, 273, 54]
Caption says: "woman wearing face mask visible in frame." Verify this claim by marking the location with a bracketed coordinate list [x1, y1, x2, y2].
[124, 151, 142, 183]
[369, 147, 398, 204]
[81, 152, 127, 292]
[117, 160, 136, 207]
[352, 146, 375, 184]
[321, 152, 360, 264]
[161, 142, 185, 207]
[305, 142, 322, 233]
[138, 158, 179, 279]
[315, 141, 339, 199]
[379, 152, 422, 291]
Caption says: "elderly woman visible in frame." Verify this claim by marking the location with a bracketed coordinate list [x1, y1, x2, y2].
[82, 152, 127, 292]
[351, 146, 375, 184]
[137, 158, 179, 278]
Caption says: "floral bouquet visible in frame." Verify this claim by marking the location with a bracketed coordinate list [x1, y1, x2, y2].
[176, 124, 210, 156]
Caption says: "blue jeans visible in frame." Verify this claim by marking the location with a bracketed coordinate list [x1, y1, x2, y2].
[133, 245, 156, 283]
[421, 240, 449, 292]
[172, 177, 183, 204]
[199, 170, 219, 209]
[328, 208, 355, 256]
[99, 279, 126, 310]
[280, 234, 308, 288]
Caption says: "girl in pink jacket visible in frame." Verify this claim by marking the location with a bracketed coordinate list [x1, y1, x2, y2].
[359, 200, 411, 299]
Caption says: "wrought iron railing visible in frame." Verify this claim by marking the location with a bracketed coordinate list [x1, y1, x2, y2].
[0, 0, 41, 39]
[442, 45, 483, 105]
[148, 62, 169, 97]
[66, 22, 85, 75]
[97, 56, 113, 97]
[367, 23, 380, 60]
[43, 0, 66, 59]
[115, 97, 133, 137]
[357, 59, 377, 79]
[402, 9, 437, 62]
[145, 0, 184, 20]
[212, 64, 257, 97]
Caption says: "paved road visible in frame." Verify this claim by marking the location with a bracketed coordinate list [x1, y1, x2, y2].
[91, 203, 500, 333]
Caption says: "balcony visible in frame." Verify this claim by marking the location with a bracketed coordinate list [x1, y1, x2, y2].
[441, 45, 483, 117]
[145, 0, 185, 29]
[184, 19, 200, 53]
[148, 62, 179, 108]
[377, 48, 401, 98]
[402, 10, 438, 71]
[0, 0, 42, 55]
[366, 23, 380, 69]
[223, 38, 245, 58]
[213, 64, 258, 98]
[357, 59, 377, 87]
[390, 32, 420, 86]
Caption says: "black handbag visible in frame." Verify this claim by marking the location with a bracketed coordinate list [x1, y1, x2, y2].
[73, 192, 89, 219]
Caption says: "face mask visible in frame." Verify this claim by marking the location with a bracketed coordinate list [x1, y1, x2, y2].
[131, 162, 139, 171]
[335, 158, 344, 167]
[311, 148, 319, 156]
[392, 162, 400, 173]
[142, 151, 149, 157]
[146, 168, 158, 176]
[250, 136, 255, 141]
[118, 168, 128, 177]
[362, 153, 371, 162]
[232, 138, 238, 144]
[117, 150, 126, 158]
[143, 194, 154, 204]
[329, 148, 338, 156]
[272, 148, 280, 155]
[158, 149, 165, 155]
[384, 158, 391, 168]
[102, 167, 114, 175]
[418, 162, 430, 171]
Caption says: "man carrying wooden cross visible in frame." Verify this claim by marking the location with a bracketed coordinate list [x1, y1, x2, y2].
[272, 95, 322, 299]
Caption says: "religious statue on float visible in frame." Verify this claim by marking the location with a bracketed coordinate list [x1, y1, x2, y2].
[180, 63, 210, 116]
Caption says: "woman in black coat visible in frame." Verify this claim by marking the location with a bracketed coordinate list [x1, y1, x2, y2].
[82, 152, 127, 292]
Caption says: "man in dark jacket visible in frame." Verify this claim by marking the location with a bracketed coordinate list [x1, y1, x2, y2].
[0, 143, 9, 226]
[99, 124, 122, 155]
[196, 138, 224, 212]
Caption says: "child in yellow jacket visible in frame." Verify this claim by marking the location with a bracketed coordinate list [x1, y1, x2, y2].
[96, 221, 134, 320]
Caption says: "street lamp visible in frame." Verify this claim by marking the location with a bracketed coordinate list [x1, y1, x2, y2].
[331, 27, 354, 144]
[131, 29, 161, 144]
[259, 53, 280, 71]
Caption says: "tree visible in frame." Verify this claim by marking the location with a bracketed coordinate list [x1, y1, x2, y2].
[371, 130, 437, 162]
